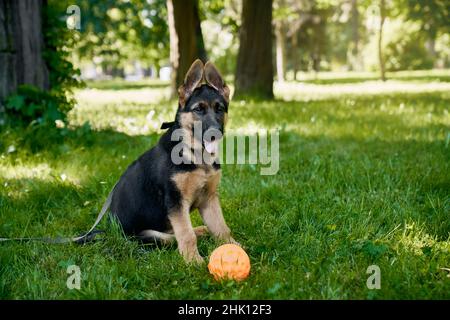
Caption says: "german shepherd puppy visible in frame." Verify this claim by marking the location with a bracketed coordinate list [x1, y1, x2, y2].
[110, 60, 237, 263]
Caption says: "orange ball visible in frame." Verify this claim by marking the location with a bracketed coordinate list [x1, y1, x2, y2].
[208, 244, 250, 281]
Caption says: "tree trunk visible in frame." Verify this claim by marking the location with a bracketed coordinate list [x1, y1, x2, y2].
[167, 0, 207, 98]
[425, 37, 437, 68]
[154, 64, 161, 79]
[275, 21, 285, 83]
[378, 0, 386, 81]
[312, 46, 320, 73]
[291, 33, 299, 81]
[349, 0, 360, 71]
[235, 0, 274, 99]
[0, 0, 49, 102]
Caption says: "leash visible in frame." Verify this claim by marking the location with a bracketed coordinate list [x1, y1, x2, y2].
[0, 183, 116, 244]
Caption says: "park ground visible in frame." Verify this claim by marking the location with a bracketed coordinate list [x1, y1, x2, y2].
[0, 70, 449, 299]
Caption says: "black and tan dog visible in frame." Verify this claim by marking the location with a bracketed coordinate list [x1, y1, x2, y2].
[110, 60, 237, 263]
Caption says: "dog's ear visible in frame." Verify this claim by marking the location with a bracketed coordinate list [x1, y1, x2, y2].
[178, 59, 204, 107]
[204, 61, 230, 103]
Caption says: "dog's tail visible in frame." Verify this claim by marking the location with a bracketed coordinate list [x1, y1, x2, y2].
[0, 183, 116, 244]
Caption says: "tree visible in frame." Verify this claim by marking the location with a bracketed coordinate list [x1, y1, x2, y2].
[400, 0, 450, 67]
[73, 0, 169, 78]
[274, 0, 288, 82]
[235, 0, 274, 99]
[275, 21, 286, 82]
[349, 0, 362, 71]
[0, 0, 49, 102]
[378, 0, 387, 81]
[273, 0, 334, 77]
[167, 0, 207, 97]
[200, 0, 241, 76]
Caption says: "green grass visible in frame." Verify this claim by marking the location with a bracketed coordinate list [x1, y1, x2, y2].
[0, 72, 449, 299]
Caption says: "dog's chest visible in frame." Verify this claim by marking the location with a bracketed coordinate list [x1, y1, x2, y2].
[171, 167, 221, 207]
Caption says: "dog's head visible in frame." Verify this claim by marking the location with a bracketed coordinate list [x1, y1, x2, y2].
[176, 60, 230, 154]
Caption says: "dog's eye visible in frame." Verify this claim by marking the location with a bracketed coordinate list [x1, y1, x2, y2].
[214, 102, 225, 112]
[192, 105, 204, 113]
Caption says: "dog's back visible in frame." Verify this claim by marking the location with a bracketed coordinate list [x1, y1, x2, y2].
[110, 128, 179, 235]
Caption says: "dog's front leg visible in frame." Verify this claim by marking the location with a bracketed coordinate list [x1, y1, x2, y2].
[168, 207, 204, 264]
[199, 195, 238, 244]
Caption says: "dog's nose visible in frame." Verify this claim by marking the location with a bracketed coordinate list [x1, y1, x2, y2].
[204, 127, 222, 142]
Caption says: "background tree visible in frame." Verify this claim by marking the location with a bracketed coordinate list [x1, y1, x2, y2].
[167, 0, 207, 97]
[73, 0, 169, 77]
[378, 0, 387, 81]
[400, 0, 450, 68]
[273, 0, 289, 82]
[200, 0, 241, 77]
[235, 0, 274, 98]
[274, 0, 335, 78]
[0, 0, 49, 102]
[349, 0, 362, 71]
[1, 0, 79, 129]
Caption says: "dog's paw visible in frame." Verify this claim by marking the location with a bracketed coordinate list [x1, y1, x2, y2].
[181, 246, 205, 264]
[185, 253, 205, 264]
[228, 237, 241, 247]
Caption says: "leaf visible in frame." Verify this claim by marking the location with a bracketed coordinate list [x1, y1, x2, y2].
[6, 95, 25, 111]
[24, 103, 41, 117]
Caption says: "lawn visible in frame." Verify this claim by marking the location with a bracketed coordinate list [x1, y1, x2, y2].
[0, 72, 449, 299]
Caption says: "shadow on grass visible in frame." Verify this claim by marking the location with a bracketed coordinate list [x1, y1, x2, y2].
[0, 124, 160, 159]
[0, 176, 165, 247]
[0, 175, 176, 256]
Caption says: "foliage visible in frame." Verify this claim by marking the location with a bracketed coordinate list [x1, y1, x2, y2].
[200, 0, 240, 77]
[383, 21, 434, 71]
[4, 85, 94, 152]
[273, 0, 334, 72]
[269, 0, 448, 75]
[62, 0, 449, 79]
[3, 1, 83, 132]
[5, 85, 66, 124]
[399, 0, 450, 38]
[44, 2, 83, 112]
[72, 0, 169, 72]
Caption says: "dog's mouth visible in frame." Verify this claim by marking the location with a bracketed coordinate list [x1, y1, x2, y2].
[203, 136, 221, 154]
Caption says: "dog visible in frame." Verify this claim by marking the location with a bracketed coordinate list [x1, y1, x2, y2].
[109, 60, 237, 263]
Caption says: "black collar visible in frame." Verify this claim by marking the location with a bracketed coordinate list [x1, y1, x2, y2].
[160, 121, 175, 130]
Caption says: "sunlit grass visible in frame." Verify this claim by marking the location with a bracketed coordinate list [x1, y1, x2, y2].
[0, 71, 449, 299]
[71, 77, 450, 139]
[71, 87, 172, 135]
[274, 80, 450, 101]
[293, 69, 450, 84]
